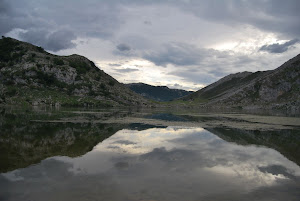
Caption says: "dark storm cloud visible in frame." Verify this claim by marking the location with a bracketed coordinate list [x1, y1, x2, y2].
[113, 140, 137, 145]
[108, 63, 122, 67]
[1, 0, 300, 53]
[19, 29, 76, 51]
[258, 165, 295, 179]
[177, 0, 300, 38]
[143, 42, 254, 71]
[113, 68, 139, 73]
[173, 83, 182, 88]
[0, 0, 52, 35]
[143, 43, 214, 67]
[0, 0, 16, 35]
[0, 0, 9, 12]
[159, 45, 257, 85]
[259, 39, 299, 53]
[116, 43, 131, 51]
[143, 20, 152, 25]
[1, 0, 123, 51]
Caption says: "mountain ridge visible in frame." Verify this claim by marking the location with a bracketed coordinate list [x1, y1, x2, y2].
[180, 53, 300, 110]
[0, 37, 151, 107]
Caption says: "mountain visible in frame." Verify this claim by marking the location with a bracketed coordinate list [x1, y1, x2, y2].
[126, 83, 192, 102]
[0, 37, 150, 107]
[181, 54, 300, 110]
[0, 112, 125, 172]
[207, 127, 300, 166]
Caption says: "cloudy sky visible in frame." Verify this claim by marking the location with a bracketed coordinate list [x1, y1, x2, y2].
[1, 0, 300, 90]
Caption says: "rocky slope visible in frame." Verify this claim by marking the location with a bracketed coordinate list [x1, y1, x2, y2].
[126, 83, 192, 102]
[0, 37, 150, 107]
[181, 54, 300, 110]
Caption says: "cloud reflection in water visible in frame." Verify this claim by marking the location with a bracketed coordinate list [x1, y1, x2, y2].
[1, 127, 299, 201]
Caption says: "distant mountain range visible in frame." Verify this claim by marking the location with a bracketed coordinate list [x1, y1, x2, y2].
[0, 37, 150, 107]
[181, 54, 300, 110]
[126, 83, 192, 102]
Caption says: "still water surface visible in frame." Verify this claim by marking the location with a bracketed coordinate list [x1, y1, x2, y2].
[0, 109, 299, 201]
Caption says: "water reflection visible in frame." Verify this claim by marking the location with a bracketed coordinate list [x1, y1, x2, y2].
[1, 127, 299, 201]
[207, 127, 300, 166]
[0, 107, 166, 172]
[0, 119, 126, 172]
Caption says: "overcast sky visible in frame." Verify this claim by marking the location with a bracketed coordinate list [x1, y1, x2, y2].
[1, 0, 300, 90]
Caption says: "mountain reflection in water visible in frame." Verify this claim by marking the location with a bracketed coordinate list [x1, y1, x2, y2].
[1, 126, 299, 201]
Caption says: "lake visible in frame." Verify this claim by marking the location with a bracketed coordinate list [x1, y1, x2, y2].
[0, 107, 299, 201]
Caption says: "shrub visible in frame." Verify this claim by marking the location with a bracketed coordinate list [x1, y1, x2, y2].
[14, 46, 24, 51]
[14, 70, 25, 76]
[95, 74, 101, 81]
[103, 91, 110, 97]
[0, 37, 21, 62]
[11, 51, 25, 62]
[4, 79, 14, 85]
[88, 90, 96, 96]
[108, 80, 115, 86]
[36, 46, 45, 53]
[26, 54, 34, 62]
[6, 88, 17, 97]
[100, 83, 106, 90]
[53, 58, 64, 66]
[75, 75, 81, 81]
[36, 71, 56, 86]
[67, 84, 76, 95]
[8, 61, 14, 66]
[69, 60, 90, 74]
[54, 79, 68, 89]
